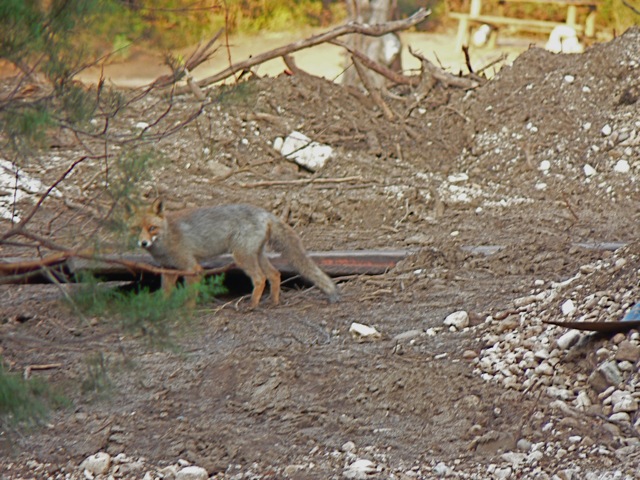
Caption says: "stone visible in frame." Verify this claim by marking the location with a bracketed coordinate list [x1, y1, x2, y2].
[344, 459, 376, 479]
[341, 441, 356, 453]
[176, 466, 208, 480]
[432, 462, 451, 477]
[556, 330, 581, 350]
[615, 341, 640, 363]
[611, 392, 638, 413]
[393, 330, 424, 342]
[588, 361, 622, 392]
[80, 452, 111, 476]
[443, 311, 469, 330]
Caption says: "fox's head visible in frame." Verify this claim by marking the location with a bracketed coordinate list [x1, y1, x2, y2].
[129, 198, 166, 250]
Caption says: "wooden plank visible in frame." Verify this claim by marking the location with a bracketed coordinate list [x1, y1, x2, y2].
[449, 12, 585, 32]
[499, 0, 598, 6]
[66, 250, 411, 278]
[0, 250, 412, 284]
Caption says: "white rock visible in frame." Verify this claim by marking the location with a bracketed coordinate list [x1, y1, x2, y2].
[393, 330, 425, 342]
[614, 159, 630, 173]
[609, 412, 631, 422]
[176, 465, 208, 480]
[527, 450, 544, 463]
[432, 462, 451, 477]
[583, 164, 597, 177]
[135, 121, 150, 129]
[517, 438, 533, 451]
[612, 393, 638, 413]
[443, 311, 469, 330]
[447, 173, 469, 183]
[344, 459, 376, 479]
[564, 75, 575, 83]
[536, 362, 554, 376]
[557, 330, 581, 350]
[561, 299, 576, 315]
[80, 452, 111, 476]
[501, 452, 526, 468]
[342, 441, 356, 452]
[602, 124, 612, 136]
[539, 160, 551, 172]
[349, 322, 381, 339]
[273, 131, 332, 171]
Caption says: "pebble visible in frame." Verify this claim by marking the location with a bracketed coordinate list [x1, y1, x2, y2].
[80, 452, 111, 476]
[615, 341, 640, 362]
[342, 441, 356, 453]
[614, 159, 630, 173]
[556, 330, 581, 350]
[583, 164, 597, 177]
[344, 459, 376, 479]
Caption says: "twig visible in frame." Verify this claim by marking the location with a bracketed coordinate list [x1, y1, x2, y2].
[179, 8, 431, 92]
[475, 53, 508, 77]
[621, 0, 640, 15]
[462, 45, 474, 75]
[409, 46, 480, 90]
[238, 176, 363, 188]
[352, 57, 395, 121]
[24, 363, 63, 380]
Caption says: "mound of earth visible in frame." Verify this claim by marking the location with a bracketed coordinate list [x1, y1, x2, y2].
[1, 27, 639, 479]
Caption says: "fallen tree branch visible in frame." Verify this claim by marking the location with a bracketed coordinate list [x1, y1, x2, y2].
[179, 8, 430, 92]
[331, 39, 418, 86]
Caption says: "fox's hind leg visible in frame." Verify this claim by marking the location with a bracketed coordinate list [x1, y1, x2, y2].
[257, 252, 281, 305]
[233, 251, 266, 309]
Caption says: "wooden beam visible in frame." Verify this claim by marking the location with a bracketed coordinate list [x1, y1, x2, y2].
[0, 250, 413, 284]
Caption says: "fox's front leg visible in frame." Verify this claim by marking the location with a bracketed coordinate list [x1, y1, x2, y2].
[161, 272, 179, 296]
[184, 266, 203, 308]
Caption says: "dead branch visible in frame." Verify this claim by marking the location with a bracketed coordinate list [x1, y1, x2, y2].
[282, 54, 313, 78]
[238, 176, 363, 188]
[179, 8, 430, 92]
[148, 30, 223, 89]
[409, 47, 480, 90]
[331, 39, 418, 86]
[621, 0, 640, 15]
[352, 57, 396, 121]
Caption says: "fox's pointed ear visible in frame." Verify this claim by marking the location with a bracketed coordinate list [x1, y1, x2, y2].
[151, 198, 164, 215]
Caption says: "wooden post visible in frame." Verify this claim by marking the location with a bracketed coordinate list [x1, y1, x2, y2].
[566, 4, 577, 27]
[585, 7, 596, 37]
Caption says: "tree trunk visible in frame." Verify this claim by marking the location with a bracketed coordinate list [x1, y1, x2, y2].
[341, 0, 402, 88]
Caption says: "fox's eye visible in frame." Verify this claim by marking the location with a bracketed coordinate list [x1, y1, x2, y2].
[148, 226, 158, 234]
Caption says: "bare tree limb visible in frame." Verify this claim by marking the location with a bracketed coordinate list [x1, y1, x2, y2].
[180, 8, 431, 92]
[331, 39, 418, 86]
[621, 0, 640, 15]
[352, 57, 396, 121]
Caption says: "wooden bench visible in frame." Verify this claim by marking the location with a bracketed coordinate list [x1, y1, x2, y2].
[450, 0, 598, 51]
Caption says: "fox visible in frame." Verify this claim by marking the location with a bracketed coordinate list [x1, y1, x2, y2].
[130, 198, 339, 308]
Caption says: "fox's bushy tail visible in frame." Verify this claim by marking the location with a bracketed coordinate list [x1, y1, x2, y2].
[269, 218, 339, 303]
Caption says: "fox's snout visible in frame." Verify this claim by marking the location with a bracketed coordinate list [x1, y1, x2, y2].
[138, 238, 152, 249]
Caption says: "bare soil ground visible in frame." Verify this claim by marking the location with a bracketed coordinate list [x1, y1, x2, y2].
[1, 27, 640, 478]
